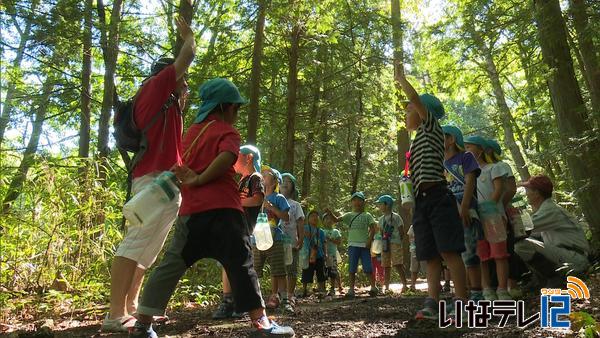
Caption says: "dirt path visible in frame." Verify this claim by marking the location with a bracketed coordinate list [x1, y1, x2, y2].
[1, 284, 578, 338]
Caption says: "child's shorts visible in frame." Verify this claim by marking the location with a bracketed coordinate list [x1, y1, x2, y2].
[326, 255, 338, 279]
[462, 218, 483, 267]
[477, 239, 509, 262]
[381, 243, 404, 268]
[302, 258, 326, 283]
[253, 239, 287, 277]
[348, 246, 372, 274]
[413, 184, 465, 261]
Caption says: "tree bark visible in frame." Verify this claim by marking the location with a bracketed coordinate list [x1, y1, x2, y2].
[391, 0, 412, 269]
[283, 21, 301, 173]
[350, 94, 363, 195]
[0, 0, 38, 149]
[317, 108, 330, 209]
[534, 0, 600, 250]
[473, 33, 531, 180]
[97, 0, 123, 183]
[246, 0, 267, 144]
[2, 72, 56, 214]
[569, 0, 600, 119]
[79, 0, 93, 161]
[301, 46, 326, 199]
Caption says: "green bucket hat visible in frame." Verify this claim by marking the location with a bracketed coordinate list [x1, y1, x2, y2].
[486, 139, 502, 156]
[442, 125, 464, 149]
[194, 78, 248, 123]
[464, 135, 488, 148]
[376, 194, 395, 206]
[351, 191, 366, 201]
[239, 145, 261, 173]
[419, 93, 445, 120]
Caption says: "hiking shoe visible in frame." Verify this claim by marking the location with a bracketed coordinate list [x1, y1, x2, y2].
[252, 320, 295, 337]
[469, 290, 484, 303]
[483, 288, 498, 301]
[102, 314, 136, 332]
[281, 299, 295, 315]
[212, 300, 234, 319]
[369, 286, 379, 297]
[496, 289, 512, 300]
[129, 323, 157, 338]
[266, 294, 280, 309]
[415, 297, 438, 320]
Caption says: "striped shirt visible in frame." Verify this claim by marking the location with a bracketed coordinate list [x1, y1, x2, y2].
[409, 110, 446, 194]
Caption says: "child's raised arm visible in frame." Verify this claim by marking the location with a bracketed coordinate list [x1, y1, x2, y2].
[396, 67, 428, 122]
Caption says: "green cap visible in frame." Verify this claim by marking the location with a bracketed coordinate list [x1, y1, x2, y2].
[376, 194, 395, 206]
[281, 173, 297, 184]
[486, 139, 502, 156]
[194, 78, 248, 123]
[351, 191, 366, 201]
[464, 135, 488, 148]
[419, 94, 445, 120]
[239, 145, 261, 172]
[442, 125, 464, 149]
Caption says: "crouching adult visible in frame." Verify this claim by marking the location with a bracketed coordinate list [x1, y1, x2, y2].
[515, 175, 590, 288]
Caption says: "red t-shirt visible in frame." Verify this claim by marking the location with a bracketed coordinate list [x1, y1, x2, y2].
[179, 115, 242, 215]
[132, 65, 183, 178]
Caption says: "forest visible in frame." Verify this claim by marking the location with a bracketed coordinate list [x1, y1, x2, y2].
[1, 0, 599, 336]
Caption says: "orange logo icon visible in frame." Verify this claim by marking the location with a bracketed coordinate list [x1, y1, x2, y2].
[564, 276, 590, 300]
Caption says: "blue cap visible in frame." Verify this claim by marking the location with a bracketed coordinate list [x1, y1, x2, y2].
[442, 125, 464, 149]
[419, 94, 445, 120]
[464, 135, 488, 148]
[486, 139, 502, 156]
[239, 145, 261, 173]
[194, 78, 248, 123]
[376, 194, 395, 206]
[351, 191, 366, 201]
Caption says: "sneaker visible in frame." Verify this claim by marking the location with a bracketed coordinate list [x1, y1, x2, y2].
[483, 288, 498, 301]
[369, 286, 379, 297]
[345, 289, 355, 299]
[415, 297, 438, 320]
[231, 311, 248, 319]
[102, 314, 136, 332]
[469, 290, 484, 303]
[496, 289, 512, 300]
[266, 294, 280, 309]
[129, 323, 157, 338]
[252, 319, 295, 337]
[447, 300, 469, 324]
[212, 300, 234, 319]
[281, 299, 295, 315]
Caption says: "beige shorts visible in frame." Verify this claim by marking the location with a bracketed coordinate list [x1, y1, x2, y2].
[381, 243, 404, 268]
[115, 173, 181, 269]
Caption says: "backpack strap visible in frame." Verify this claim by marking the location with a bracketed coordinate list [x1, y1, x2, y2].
[348, 212, 363, 228]
[181, 120, 216, 164]
[443, 162, 484, 200]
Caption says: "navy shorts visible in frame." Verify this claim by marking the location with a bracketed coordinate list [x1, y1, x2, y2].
[348, 246, 373, 274]
[413, 184, 466, 261]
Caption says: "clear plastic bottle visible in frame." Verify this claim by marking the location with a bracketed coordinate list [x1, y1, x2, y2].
[371, 233, 383, 255]
[300, 245, 309, 269]
[123, 171, 180, 227]
[253, 213, 273, 251]
[283, 234, 293, 265]
[400, 176, 414, 208]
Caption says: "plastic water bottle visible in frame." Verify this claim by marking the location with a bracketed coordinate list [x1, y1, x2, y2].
[283, 234, 293, 265]
[478, 201, 507, 243]
[123, 171, 180, 227]
[371, 234, 383, 255]
[253, 213, 273, 251]
[300, 245, 309, 269]
[400, 176, 415, 208]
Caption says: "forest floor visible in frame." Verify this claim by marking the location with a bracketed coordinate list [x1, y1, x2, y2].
[2, 278, 599, 338]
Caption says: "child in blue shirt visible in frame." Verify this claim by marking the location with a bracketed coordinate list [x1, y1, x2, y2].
[301, 210, 327, 297]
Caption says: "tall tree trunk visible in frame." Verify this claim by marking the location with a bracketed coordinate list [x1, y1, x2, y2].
[317, 109, 330, 209]
[0, 0, 38, 149]
[97, 0, 123, 183]
[569, 0, 600, 119]
[2, 73, 55, 214]
[534, 0, 600, 250]
[391, 0, 412, 269]
[246, 0, 267, 144]
[283, 21, 301, 173]
[301, 46, 326, 199]
[174, 0, 194, 56]
[79, 0, 93, 161]
[350, 94, 363, 195]
[474, 34, 531, 180]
